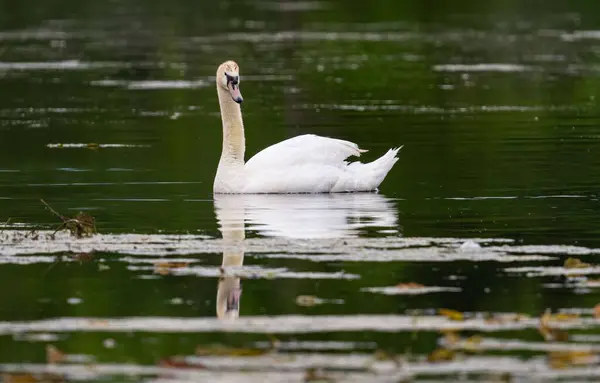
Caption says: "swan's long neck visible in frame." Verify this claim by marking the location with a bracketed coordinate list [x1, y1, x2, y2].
[217, 86, 245, 166]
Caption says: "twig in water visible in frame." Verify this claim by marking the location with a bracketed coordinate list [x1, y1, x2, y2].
[40, 199, 97, 238]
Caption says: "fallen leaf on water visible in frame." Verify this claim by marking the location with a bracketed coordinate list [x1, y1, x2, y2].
[2, 374, 38, 383]
[591, 303, 600, 320]
[564, 257, 591, 269]
[304, 367, 334, 382]
[553, 312, 579, 321]
[195, 344, 268, 357]
[462, 335, 483, 352]
[71, 252, 95, 263]
[441, 330, 460, 347]
[374, 349, 392, 361]
[159, 357, 205, 369]
[154, 262, 189, 275]
[395, 282, 426, 289]
[427, 348, 455, 363]
[296, 295, 327, 307]
[439, 308, 464, 321]
[548, 350, 597, 369]
[88, 319, 109, 327]
[484, 312, 530, 324]
[539, 310, 569, 341]
[46, 345, 66, 364]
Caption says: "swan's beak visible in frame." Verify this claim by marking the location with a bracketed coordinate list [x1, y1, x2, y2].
[228, 83, 243, 104]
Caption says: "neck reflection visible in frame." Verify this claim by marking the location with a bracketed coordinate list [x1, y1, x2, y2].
[214, 193, 399, 318]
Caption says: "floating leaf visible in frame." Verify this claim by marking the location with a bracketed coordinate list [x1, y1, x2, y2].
[539, 310, 569, 341]
[1, 373, 39, 383]
[46, 345, 65, 364]
[442, 330, 460, 346]
[427, 348, 455, 363]
[195, 344, 268, 357]
[296, 295, 324, 307]
[484, 312, 530, 324]
[439, 308, 464, 321]
[548, 350, 597, 369]
[462, 335, 483, 352]
[159, 357, 205, 369]
[594, 303, 600, 319]
[553, 312, 579, 322]
[564, 257, 591, 269]
[71, 252, 95, 263]
[304, 367, 334, 382]
[395, 282, 426, 289]
[88, 319, 109, 327]
[154, 262, 189, 275]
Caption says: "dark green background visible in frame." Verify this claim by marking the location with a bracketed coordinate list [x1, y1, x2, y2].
[0, 0, 599, 378]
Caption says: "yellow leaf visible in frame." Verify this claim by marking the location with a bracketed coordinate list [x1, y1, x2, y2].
[395, 282, 425, 289]
[539, 309, 569, 341]
[595, 303, 600, 319]
[442, 330, 460, 346]
[427, 348, 455, 363]
[296, 295, 323, 307]
[549, 351, 597, 369]
[439, 308, 464, 321]
[46, 344, 65, 364]
[463, 335, 483, 352]
[564, 257, 591, 269]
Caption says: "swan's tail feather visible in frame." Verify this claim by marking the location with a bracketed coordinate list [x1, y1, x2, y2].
[333, 146, 402, 192]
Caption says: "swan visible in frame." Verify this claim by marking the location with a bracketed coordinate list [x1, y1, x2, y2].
[213, 60, 402, 194]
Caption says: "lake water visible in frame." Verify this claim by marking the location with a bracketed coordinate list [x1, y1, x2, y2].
[2, 0, 600, 381]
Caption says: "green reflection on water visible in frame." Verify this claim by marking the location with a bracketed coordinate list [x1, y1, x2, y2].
[1, 0, 600, 380]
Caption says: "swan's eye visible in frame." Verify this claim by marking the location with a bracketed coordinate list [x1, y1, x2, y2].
[225, 73, 239, 86]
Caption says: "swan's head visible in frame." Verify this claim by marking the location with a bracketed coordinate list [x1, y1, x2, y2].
[216, 60, 243, 104]
[216, 277, 242, 319]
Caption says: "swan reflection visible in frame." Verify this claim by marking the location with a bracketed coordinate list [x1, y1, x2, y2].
[214, 193, 399, 318]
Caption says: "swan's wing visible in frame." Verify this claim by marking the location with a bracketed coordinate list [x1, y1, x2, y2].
[245, 134, 366, 171]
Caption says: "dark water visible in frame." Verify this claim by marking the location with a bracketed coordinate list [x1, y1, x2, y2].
[1, 0, 600, 381]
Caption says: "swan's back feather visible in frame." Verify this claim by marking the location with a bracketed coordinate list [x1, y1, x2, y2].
[245, 134, 364, 172]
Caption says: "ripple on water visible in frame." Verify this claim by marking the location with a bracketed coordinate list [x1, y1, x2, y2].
[0, 313, 597, 334]
[0, 230, 532, 260]
[47, 143, 150, 149]
[361, 285, 461, 295]
[300, 103, 580, 114]
[432, 63, 535, 72]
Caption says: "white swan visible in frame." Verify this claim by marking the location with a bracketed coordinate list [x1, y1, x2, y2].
[213, 60, 402, 194]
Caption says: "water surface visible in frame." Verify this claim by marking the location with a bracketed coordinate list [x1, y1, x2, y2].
[1, 0, 600, 381]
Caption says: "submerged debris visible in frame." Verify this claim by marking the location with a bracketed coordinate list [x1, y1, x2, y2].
[40, 199, 96, 238]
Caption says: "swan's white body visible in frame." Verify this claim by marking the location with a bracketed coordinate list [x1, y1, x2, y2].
[213, 61, 401, 194]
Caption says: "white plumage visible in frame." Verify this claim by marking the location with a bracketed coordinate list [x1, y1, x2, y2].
[213, 61, 402, 194]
